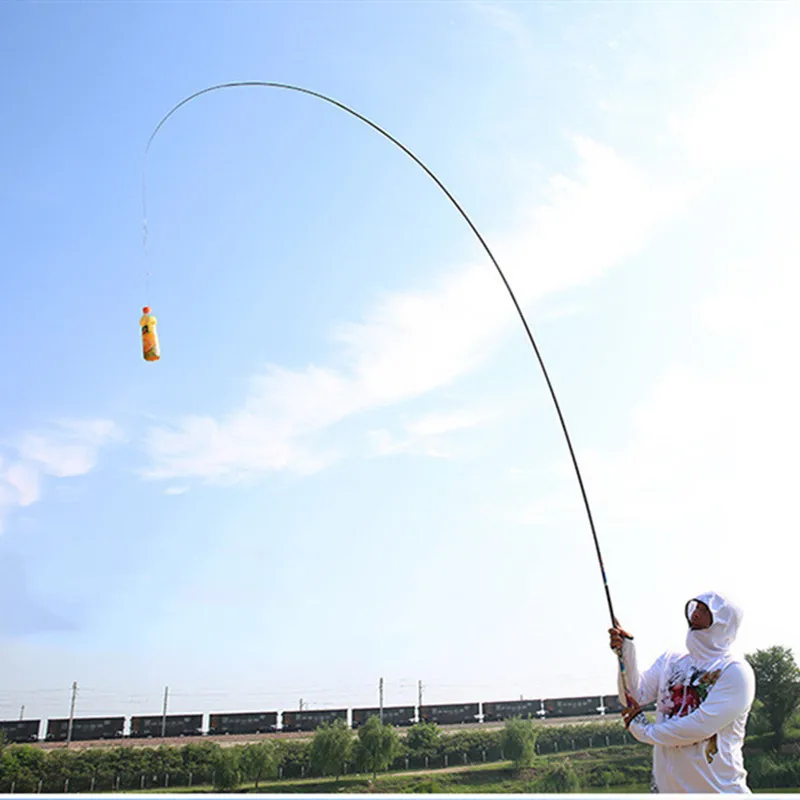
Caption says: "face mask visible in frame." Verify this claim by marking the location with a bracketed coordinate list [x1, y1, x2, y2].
[684, 591, 743, 667]
[685, 599, 712, 630]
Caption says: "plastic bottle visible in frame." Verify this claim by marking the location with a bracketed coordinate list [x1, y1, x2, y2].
[140, 306, 161, 362]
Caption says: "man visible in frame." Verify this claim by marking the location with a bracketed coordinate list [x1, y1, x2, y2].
[609, 591, 755, 793]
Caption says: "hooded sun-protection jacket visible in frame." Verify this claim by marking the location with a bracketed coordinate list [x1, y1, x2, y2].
[618, 591, 756, 793]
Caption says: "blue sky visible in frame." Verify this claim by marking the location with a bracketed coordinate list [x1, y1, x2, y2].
[2, 1, 799, 723]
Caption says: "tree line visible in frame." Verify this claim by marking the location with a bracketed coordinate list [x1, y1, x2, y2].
[0, 717, 638, 792]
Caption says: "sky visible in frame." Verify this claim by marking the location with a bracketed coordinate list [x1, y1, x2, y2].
[1, 0, 799, 727]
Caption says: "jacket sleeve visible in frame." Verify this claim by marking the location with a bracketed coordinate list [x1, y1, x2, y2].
[628, 662, 755, 747]
[618, 638, 663, 706]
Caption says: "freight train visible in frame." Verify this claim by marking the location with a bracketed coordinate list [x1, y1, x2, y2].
[0, 693, 653, 744]
[46, 717, 125, 742]
[207, 712, 278, 736]
[129, 714, 203, 739]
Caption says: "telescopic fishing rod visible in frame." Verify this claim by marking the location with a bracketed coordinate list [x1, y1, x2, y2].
[142, 81, 632, 700]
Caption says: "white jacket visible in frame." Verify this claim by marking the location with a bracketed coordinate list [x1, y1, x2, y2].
[618, 591, 756, 793]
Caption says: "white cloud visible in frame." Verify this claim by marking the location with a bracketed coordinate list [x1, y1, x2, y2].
[17, 419, 121, 478]
[57, 418, 121, 446]
[672, 26, 800, 168]
[367, 407, 494, 459]
[18, 435, 100, 478]
[142, 137, 689, 484]
[3, 463, 40, 507]
[406, 409, 493, 437]
[0, 419, 120, 534]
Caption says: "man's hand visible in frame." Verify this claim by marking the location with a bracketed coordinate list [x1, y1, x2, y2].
[608, 619, 634, 652]
[621, 696, 643, 729]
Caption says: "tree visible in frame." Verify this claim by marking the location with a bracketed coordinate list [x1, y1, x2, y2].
[746, 646, 800, 749]
[181, 740, 220, 785]
[153, 743, 183, 779]
[42, 747, 77, 792]
[212, 747, 241, 791]
[355, 716, 401, 779]
[130, 746, 156, 780]
[112, 745, 150, 788]
[241, 740, 279, 788]
[74, 747, 110, 791]
[0, 749, 19, 792]
[309, 720, 353, 781]
[275, 738, 311, 778]
[406, 722, 441, 758]
[500, 717, 538, 770]
[746, 699, 771, 737]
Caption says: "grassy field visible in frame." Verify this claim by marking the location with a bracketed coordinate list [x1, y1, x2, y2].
[132, 745, 654, 794]
[127, 742, 800, 794]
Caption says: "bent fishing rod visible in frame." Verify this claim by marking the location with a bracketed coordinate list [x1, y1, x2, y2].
[142, 81, 632, 699]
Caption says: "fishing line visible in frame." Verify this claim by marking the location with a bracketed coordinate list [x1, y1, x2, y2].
[141, 81, 632, 702]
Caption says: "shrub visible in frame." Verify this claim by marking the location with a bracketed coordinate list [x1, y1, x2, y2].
[746, 753, 800, 789]
[410, 777, 442, 793]
[533, 759, 581, 793]
[500, 717, 538, 769]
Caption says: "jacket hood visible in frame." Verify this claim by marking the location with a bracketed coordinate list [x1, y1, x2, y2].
[685, 590, 744, 668]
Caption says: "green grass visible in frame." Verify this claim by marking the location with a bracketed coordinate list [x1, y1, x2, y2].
[120, 731, 800, 794]
[130, 746, 653, 794]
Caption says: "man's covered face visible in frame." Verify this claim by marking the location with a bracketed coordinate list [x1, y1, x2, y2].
[686, 599, 713, 630]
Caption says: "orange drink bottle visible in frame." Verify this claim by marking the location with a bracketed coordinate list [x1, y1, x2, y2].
[140, 306, 161, 362]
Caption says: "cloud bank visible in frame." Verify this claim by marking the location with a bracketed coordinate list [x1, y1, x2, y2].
[0, 419, 121, 534]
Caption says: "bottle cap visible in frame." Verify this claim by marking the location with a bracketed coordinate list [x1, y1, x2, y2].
[143, 306, 151, 314]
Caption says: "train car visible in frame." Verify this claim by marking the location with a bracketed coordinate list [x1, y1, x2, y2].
[0, 720, 41, 743]
[46, 717, 124, 742]
[208, 711, 278, 735]
[280, 709, 347, 732]
[602, 695, 623, 714]
[351, 706, 416, 728]
[129, 714, 203, 738]
[418, 703, 479, 725]
[481, 699, 542, 722]
[542, 696, 603, 718]
[602, 695, 656, 715]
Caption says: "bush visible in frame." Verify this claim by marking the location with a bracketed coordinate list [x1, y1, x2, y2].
[410, 777, 443, 792]
[406, 723, 441, 758]
[584, 765, 624, 787]
[440, 728, 501, 756]
[500, 717, 538, 769]
[533, 759, 581, 793]
[746, 753, 800, 789]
